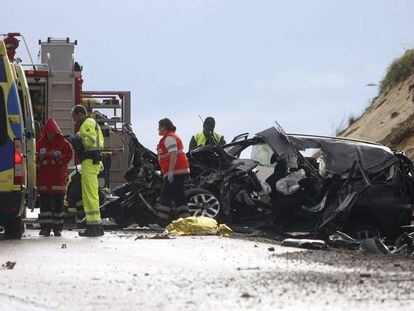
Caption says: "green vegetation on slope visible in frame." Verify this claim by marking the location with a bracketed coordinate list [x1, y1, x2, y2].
[380, 49, 414, 94]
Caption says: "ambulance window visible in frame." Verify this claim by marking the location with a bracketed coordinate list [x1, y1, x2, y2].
[18, 90, 26, 124]
[0, 87, 7, 147]
[0, 58, 7, 82]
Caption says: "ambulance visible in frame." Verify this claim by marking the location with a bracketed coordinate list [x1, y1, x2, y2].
[0, 41, 36, 239]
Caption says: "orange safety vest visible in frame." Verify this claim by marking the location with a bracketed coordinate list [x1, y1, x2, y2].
[157, 131, 190, 176]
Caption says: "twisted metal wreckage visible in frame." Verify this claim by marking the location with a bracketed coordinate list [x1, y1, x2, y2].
[66, 122, 414, 252]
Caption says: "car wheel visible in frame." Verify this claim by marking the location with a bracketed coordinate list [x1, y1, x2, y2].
[346, 221, 382, 241]
[4, 217, 23, 239]
[186, 188, 221, 219]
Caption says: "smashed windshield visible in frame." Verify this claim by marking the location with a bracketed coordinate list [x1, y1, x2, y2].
[251, 143, 275, 167]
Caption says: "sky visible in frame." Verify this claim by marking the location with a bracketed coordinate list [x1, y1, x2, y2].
[2, 0, 414, 150]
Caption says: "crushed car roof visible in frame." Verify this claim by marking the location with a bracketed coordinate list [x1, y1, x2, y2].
[256, 126, 397, 175]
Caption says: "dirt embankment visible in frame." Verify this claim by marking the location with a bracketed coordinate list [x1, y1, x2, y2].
[340, 74, 414, 160]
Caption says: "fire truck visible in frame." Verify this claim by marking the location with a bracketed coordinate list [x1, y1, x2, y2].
[3, 33, 131, 185]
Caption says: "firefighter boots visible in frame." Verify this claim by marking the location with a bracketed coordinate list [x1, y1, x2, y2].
[79, 224, 104, 237]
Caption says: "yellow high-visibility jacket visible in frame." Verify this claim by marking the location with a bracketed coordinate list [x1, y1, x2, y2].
[194, 131, 222, 147]
[79, 117, 104, 152]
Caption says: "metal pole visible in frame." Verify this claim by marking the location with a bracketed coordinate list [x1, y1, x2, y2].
[20, 34, 36, 70]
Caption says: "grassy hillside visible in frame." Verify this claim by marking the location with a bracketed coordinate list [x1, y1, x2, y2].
[380, 49, 414, 94]
[340, 49, 414, 160]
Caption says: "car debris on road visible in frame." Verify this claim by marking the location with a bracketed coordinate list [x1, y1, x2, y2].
[281, 238, 327, 250]
[281, 230, 414, 256]
[135, 234, 172, 240]
[1, 261, 16, 270]
[359, 232, 414, 255]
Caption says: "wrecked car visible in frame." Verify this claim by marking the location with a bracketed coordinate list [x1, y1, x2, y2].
[187, 122, 414, 241]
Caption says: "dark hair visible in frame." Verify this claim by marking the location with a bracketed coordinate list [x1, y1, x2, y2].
[159, 118, 176, 132]
[72, 105, 87, 116]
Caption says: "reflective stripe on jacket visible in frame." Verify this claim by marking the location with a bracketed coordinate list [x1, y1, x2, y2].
[157, 132, 190, 176]
[79, 118, 104, 152]
[194, 131, 222, 147]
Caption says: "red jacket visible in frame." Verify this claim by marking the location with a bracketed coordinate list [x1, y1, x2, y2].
[157, 131, 190, 176]
[36, 118, 73, 194]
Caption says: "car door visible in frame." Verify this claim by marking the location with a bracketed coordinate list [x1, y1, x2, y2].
[0, 48, 13, 193]
[0, 41, 24, 194]
[257, 122, 322, 181]
[15, 63, 36, 208]
[248, 143, 276, 183]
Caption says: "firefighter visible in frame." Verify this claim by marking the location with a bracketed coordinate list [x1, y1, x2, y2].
[37, 118, 73, 236]
[156, 118, 191, 223]
[189, 117, 226, 151]
[70, 105, 104, 237]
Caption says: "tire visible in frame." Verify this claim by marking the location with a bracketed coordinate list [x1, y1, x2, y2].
[4, 217, 23, 239]
[101, 198, 134, 229]
[185, 188, 221, 219]
[344, 218, 382, 241]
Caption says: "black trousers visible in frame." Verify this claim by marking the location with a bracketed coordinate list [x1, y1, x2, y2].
[39, 194, 65, 231]
[159, 174, 190, 221]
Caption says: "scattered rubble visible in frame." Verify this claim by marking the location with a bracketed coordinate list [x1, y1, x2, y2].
[281, 239, 327, 250]
[325, 231, 360, 250]
[359, 273, 371, 278]
[135, 234, 171, 240]
[150, 234, 171, 240]
[359, 232, 414, 256]
[279, 231, 414, 256]
[1, 261, 16, 270]
[240, 292, 255, 299]
[237, 267, 260, 271]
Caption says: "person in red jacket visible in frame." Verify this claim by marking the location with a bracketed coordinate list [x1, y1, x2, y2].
[36, 118, 73, 236]
[156, 118, 191, 224]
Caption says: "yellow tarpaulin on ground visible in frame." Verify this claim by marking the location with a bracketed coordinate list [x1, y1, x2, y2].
[166, 216, 233, 237]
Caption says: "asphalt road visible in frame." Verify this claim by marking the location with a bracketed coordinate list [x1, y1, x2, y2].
[0, 229, 413, 311]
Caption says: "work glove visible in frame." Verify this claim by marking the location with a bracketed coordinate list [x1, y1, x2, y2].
[54, 151, 62, 161]
[47, 151, 61, 161]
[167, 171, 174, 184]
[38, 148, 47, 160]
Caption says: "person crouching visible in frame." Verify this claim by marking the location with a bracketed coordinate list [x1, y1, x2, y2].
[37, 118, 73, 236]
